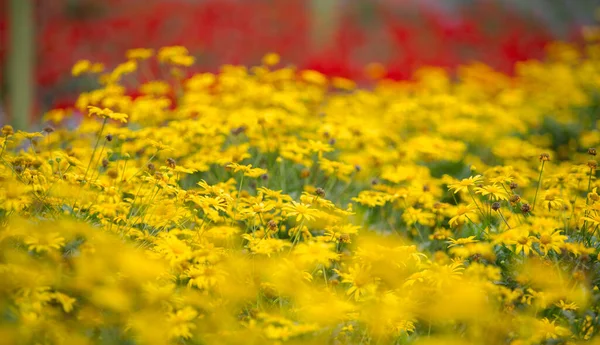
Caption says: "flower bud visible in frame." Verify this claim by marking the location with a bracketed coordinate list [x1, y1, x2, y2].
[491, 202, 501, 211]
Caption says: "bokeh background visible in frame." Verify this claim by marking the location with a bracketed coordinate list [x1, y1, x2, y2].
[0, 0, 599, 125]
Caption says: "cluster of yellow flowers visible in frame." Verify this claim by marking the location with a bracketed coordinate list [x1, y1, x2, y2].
[2, 32, 600, 344]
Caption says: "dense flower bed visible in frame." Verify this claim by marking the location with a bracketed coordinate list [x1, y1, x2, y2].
[2, 36, 600, 344]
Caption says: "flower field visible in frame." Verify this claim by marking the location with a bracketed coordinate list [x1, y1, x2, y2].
[3, 32, 600, 344]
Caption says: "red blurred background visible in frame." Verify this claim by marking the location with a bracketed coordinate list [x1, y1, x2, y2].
[0, 0, 598, 113]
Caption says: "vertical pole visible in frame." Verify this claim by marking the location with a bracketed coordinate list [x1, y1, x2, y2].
[309, 0, 340, 51]
[8, 0, 34, 130]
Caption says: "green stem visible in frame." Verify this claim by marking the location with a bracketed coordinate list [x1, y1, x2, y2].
[498, 210, 511, 229]
[0, 135, 9, 159]
[583, 166, 594, 234]
[232, 174, 245, 225]
[586, 166, 594, 206]
[89, 140, 108, 183]
[289, 218, 306, 253]
[280, 159, 287, 192]
[120, 159, 129, 183]
[124, 149, 161, 184]
[82, 118, 107, 184]
[532, 160, 545, 211]
[468, 188, 485, 219]
[567, 180, 582, 235]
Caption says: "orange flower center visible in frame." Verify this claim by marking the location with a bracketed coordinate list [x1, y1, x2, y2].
[540, 234, 552, 245]
[517, 237, 529, 245]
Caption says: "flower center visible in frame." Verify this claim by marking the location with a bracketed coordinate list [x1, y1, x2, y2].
[540, 234, 552, 245]
[517, 237, 529, 245]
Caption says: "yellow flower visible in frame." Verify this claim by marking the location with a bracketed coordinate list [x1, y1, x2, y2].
[351, 190, 389, 207]
[248, 202, 275, 215]
[71, 59, 91, 76]
[16, 130, 44, 140]
[334, 264, 378, 301]
[535, 318, 570, 340]
[173, 166, 197, 174]
[154, 235, 192, 263]
[169, 54, 195, 67]
[542, 189, 565, 211]
[1, 124, 14, 136]
[158, 46, 193, 66]
[448, 204, 477, 227]
[108, 60, 138, 81]
[262, 52, 280, 66]
[90, 63, 104, 73]
[539, 153, 551, 162]
[148, 140, 174, 151]
[448, 175, 483, 194]
[52, 292, 76, 313]
[301, 70, 327, 85]
[243, 236, 290, 256]
[474, 184, 508, 201]
[293, 241, 340, 267]
[43, 109, 71, 123]
[447, 236, 478, 248]
[514, 230, 537, 256]
[87, 106, 128, 123]
[307, 140, 333, 155]
[538, 230, 567, 255]
[126, 48, 154, 61]
[226, 162, 251, 174]
[555, 300, 578, 311]
[332, 77, 356, 90]
[24, 232, 65, 253]
[402, 207, 435, 227]
[282, 201, 320, 223]
[244, 167, 268, 178]
[319, 158, 355, 181]
[139, 81, 171, 95]
[167, 307, 197, 339]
